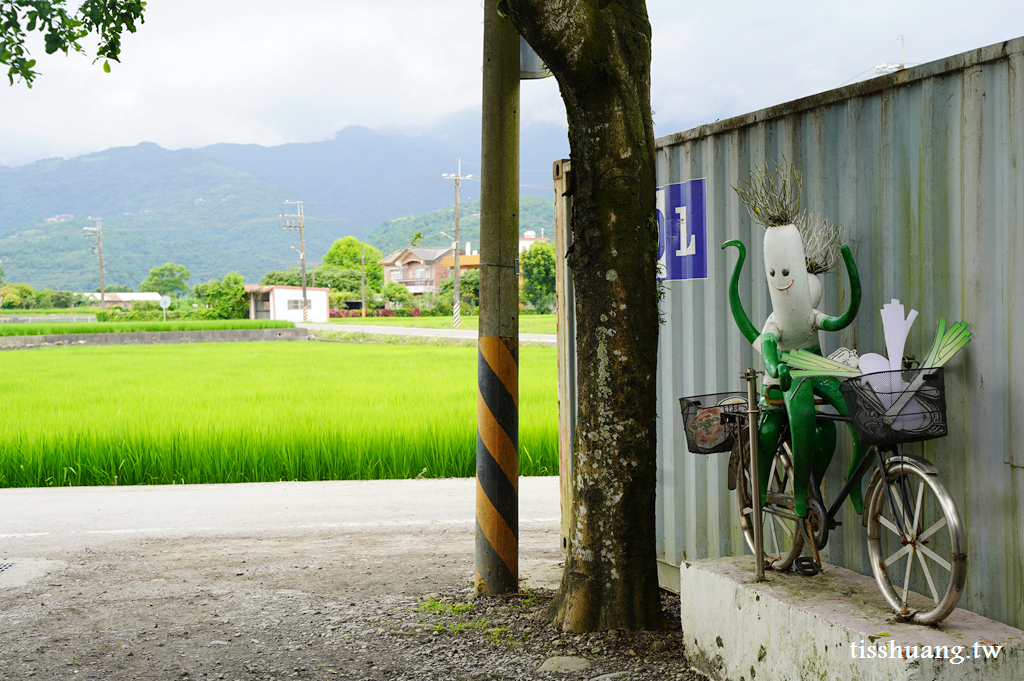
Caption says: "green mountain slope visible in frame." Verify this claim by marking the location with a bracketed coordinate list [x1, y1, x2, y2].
[367, 195, 555, 256]
[0, 144, 337, 290]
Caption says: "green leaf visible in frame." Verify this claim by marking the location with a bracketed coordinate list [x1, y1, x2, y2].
[102, 59, 110, 73]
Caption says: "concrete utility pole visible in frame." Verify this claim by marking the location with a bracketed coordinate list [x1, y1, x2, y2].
[476, 1, 521, 597]
[281, 201, 308, 322]
[83, 217, 105, 310]
[360, 245, 367, 318]
[442, 160, 474, 328]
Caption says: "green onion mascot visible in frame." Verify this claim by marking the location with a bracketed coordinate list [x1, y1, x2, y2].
[723, 220, 867, 519]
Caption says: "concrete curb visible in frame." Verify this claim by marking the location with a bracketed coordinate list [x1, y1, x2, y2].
[680, 556, 1024, 681]
[0, 327, 308, 350]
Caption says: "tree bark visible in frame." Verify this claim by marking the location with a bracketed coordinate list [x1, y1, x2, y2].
[499, 0, 662, 632]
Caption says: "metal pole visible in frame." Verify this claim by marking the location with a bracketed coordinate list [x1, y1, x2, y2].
[282, 201, 309, 322]
[298, 202, 308, 322]
[96, 220, 105, 311]
[476, 0, 520, 596]
[361, 245, 367, 318]
[453, 159, 462, 328]
[744, 368, 765, 581]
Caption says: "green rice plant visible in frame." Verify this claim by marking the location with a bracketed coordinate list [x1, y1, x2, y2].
[0, 342, 558, 487]
[0, 319, 295, 337]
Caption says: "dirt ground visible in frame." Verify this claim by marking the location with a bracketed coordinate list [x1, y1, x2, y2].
[0, 527, 701, 681]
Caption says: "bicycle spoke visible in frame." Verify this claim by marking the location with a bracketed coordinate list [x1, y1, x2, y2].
[889, 482, 913, 535]
[884, 543, 912, 568]
[917, 549, 941, 605]
[902, 547, 916, 604]
[917, 517, 948, 543]
[767, 515, 783, 557]
[877, 514, 903, 538]
[911, 480, 925, 541]
[917, 542, 952, 572]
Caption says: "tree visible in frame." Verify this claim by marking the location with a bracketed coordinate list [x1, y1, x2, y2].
[438, 268, 480, 309]
[321, 237, 383, 290]
[139, 262, 190, 298]
[104, 284, 133, 293]
[520, 240, 556, 313]
[408, 232, 424, 247]
[312, 267, 362, 293]
[1, 1, 146, 87]
[192, 272, 248, 319]
[499, 1, 662, 632]
[381, 281, 412, 308]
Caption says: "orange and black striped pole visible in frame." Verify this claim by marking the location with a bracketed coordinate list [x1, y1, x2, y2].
[476, 0, 519, 596]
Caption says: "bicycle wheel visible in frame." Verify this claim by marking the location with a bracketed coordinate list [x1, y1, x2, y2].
[735, 430, 805, 570]
[866, 458, 966, 624]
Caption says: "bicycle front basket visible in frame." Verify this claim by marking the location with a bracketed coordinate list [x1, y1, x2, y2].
[840, 368, 947, 447]
[678, 392, 748, 454]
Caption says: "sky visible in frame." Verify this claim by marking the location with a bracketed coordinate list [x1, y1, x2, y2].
[0, 0, 1020, 167]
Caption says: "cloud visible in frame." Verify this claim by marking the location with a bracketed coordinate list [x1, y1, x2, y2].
[0, 0, 1018, 166]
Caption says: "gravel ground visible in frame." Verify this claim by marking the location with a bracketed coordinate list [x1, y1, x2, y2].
[0, 530, 704, 680]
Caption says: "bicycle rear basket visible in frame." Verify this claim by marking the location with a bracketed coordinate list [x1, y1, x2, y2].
[840, 367, 947, 447]
[678, 392, 748, 454]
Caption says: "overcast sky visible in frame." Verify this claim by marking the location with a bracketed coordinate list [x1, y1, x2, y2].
[0, 0, 1019, 167]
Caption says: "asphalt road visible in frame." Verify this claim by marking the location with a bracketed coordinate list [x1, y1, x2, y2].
[0, 476, 559, 556]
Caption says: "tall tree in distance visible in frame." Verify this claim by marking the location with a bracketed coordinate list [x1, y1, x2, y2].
[321, 237, 383, 290]
[520, 240, 556, 313]
[498, 0, 662, 632]
[1, 0, 146, 87]
[139, 262, 190, 298]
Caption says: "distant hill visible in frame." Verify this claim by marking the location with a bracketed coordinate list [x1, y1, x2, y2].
[0, 117, 568, 290]
[0, 144, 315, 290]
[368, 195, 554, 256]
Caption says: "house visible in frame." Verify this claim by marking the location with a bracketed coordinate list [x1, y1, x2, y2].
[518, 230, 550, 253]
[82, 292, 161, 309]
[243, 285, 330, 323]
[378, 246, 459, 295]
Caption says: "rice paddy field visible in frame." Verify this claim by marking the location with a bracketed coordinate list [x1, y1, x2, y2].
[0, 342, 558, 487]
[0, 319, 294, 337]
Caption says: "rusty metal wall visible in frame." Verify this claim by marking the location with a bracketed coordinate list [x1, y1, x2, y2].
[654, 37, 1024, 627]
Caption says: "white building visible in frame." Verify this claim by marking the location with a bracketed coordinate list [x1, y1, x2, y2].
[83, 292, 162, 308]
[518, 230, 551, 253]
[244, 285, 330, 323]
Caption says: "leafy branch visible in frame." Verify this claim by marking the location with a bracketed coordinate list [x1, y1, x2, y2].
[1, 0, 146, 87]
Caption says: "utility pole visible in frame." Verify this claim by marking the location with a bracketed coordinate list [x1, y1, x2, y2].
[361, 245, 367, 318]
[281, 200, 308, 322]
[476, 1, 521, 596]
[83, 217, 105, 310]
[442, 160, 474, 328]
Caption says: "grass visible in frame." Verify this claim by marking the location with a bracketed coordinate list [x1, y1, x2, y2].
[0, 307, 103, 315]
[0, 341, 558, 487]
[329, 314, 556, 335]
[0, 319, 294, 337]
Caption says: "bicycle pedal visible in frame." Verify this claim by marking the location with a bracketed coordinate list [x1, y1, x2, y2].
[793, 556, 821, 576]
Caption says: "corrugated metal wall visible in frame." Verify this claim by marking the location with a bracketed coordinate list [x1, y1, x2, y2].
[654, 37, 1024, 628]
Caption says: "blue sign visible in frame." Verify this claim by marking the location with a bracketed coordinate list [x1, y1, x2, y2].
[656, 179, 707, 281]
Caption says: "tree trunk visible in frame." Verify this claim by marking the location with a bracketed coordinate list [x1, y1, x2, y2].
[499, 0, 662, 632]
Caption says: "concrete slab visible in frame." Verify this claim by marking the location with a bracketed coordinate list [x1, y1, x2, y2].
[679, 556, 1024, 681]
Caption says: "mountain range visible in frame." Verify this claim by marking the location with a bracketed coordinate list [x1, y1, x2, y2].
[0, 111, 568, 291]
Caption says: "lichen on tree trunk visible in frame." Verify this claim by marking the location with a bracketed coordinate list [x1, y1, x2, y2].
[499, 0, 662, 632]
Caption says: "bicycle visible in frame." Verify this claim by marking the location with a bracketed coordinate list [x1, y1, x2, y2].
[680, 364, 966, 625]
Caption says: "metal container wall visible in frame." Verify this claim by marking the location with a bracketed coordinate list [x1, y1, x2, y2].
[654, 37, 1024, 627]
